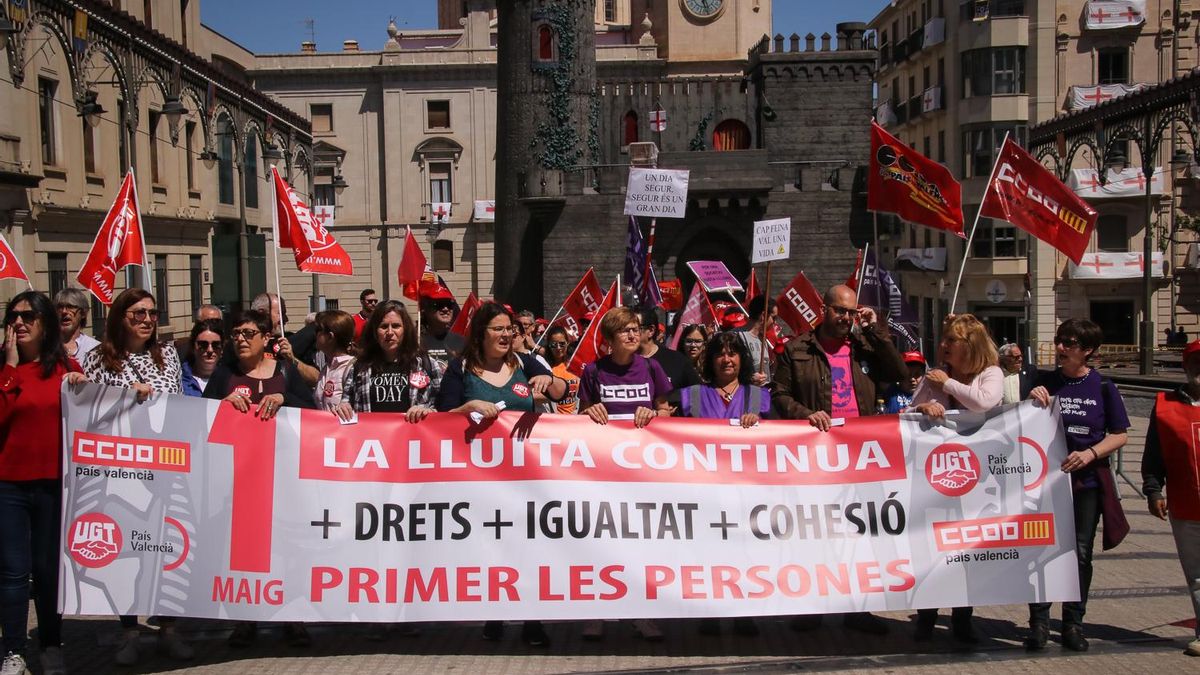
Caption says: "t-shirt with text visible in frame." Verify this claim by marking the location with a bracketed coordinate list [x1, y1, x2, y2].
[1037, 368, 1130, 487]
[579, 354, 673, 417]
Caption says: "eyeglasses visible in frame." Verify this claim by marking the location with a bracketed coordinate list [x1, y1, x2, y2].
[5, 310, 37, 325]
[683, 339, 705, 347]
[487, 325, 517, 335]
[1054, 336, 1081, 349]
[548, 341, 568, 349]
[230, 329, 262, 341]
[616, 326, 641, 336]
[828, 305, 858, 317]
[363, 298, 378, 306]
[195, 340, 223, 352]
[126, 308, 159, 322]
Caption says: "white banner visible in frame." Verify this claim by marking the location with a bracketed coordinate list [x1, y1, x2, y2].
[1069, 167, 1165, 199]
[1069, 251, 1165, 279]
[1067, 84, 1146, 110]
[895, 247, 947, 272]
[472, 200, 495, 222]
[311, 204, 335, 230]
[624, 168, 690, 218]
[923, 17, 945, 47]
[751, 218, 791, 264]
[431, 202, 451, 224]
[922, 86, 942, 113]
[1084, 0, 1146, 30]
[60, 386, 1079, 622]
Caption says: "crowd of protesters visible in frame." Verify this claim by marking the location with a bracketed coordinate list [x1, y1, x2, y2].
[1, 276, 1199, 675]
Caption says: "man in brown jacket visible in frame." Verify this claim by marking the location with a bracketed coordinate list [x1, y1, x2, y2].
[773, 283, 908, 634]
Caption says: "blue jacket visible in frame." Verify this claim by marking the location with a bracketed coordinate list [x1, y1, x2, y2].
[181, 360, 204, 397]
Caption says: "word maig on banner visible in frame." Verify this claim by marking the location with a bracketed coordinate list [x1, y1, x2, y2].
[61, 384, 1079, 623]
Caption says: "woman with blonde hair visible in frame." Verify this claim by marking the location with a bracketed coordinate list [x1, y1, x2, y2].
[908, 313, 1003, 644]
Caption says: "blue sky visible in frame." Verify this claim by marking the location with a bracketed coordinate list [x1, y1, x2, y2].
[201, 1, 888, 53]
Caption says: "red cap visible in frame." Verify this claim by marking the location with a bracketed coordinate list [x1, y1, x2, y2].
[420, 285, 454, 301]
[1184, 340, 1200, 362]
[720, 311, 748, 330]
[902, 350, 926, 366]
[535, 318, 548, 326]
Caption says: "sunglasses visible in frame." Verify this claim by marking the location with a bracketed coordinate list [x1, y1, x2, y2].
[126, 308, 159, 322]
[5, 310, 38, 325]
[548, 341, 568, 349]
[828, 305, 858, 317]
[1054, 337, 1081, 349]
[231, 329, 263, 341]
[195, 340, 223, 352]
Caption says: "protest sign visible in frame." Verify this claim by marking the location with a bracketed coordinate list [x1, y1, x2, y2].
[624, 168, 690, 218]
[686, 260, 743, 294]
[61, 386, 1078, 622]
[751, 218, 791, 264]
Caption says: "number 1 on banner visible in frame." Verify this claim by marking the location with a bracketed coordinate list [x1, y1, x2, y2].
[208, 404, 277, 573]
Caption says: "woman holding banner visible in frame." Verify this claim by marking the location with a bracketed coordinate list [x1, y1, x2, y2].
[68, 288, 192, 666]
[436, 302, 565, 647]
[0, 291, 79, 675]
[203, 309, 316, 649]
[678, 331, 771, 637]
[1025, 318, 1129, 653]
[577, 306, 673, 641]
[908, 313, 1003, 644]
[335, 301, 442, 420]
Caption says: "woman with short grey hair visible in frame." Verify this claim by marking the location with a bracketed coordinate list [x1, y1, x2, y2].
[52, 288, 99, 361]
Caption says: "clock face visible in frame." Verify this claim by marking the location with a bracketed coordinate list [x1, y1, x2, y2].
[682, 0, 725, 20]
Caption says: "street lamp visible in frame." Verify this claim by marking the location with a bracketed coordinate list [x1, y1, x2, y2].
[332, 173, 348, 195]
[78, 91, 105, 128]
[199, 149, 218, 170]
[0, 16, 17, 35]
[161, 96, 187, 134]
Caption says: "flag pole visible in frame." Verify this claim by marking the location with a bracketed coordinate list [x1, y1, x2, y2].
[759, 261, 771, 377]
[645, 217, 657, 303]
[855, 243, 871, 292]
[128, 168, 154, 299]
[270, 172, 285, 336]
[873, 212, 886, 322]
[535, 305, 567, 348]
[950, 131, 1010, 314]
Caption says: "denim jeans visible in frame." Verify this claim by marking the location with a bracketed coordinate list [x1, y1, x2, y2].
[1171, 518, 1200, 638]
[0, 480, 62, 653]
[1030, 487, 1101, 627]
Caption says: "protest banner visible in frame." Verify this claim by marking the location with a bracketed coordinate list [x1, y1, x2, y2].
[61, 385, 1079, 622]
[623, 168, 690, 218]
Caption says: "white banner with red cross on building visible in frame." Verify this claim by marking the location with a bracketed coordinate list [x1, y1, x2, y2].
[1068, 167, 1165, 199]
[1069, 251, 1165, 280]
[1067, 84, 1146, 110]
[1084, 0, 1145, 30]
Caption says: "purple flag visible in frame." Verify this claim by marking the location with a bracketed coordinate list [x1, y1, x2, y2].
[624, 216, 662, 308]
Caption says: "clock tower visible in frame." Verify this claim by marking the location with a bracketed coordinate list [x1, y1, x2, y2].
[642, 0, 771, 72]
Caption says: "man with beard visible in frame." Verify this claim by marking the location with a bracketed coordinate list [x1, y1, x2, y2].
[772, 283, 907, 635]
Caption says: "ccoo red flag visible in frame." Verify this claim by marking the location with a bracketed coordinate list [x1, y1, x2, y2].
[775, 271, 825, 336]
[449, 291, 481, 337]
[77, 171, 146, 305]
[668, 283, 719, 350]
[0, 232, 29, 284]
[397, 227, 428, 301]
[567, 281, 619, 375]
[980, 137, 1098, 264]
[272, 168, 353, 275]
[868, 121, 964, 237]
[550, 268, 605, 338]
[658, 278, 683, 312]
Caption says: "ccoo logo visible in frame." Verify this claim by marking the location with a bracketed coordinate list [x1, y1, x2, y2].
[925, 442, 980, 497]
[69, 513, 123, 568]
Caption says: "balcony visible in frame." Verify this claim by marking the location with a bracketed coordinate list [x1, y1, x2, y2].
[894, 37, 909, 62]
[908, 96, 923, 121]
[894, 100, 908, 125]
[908, 30, 924, 55]
[923, 17, 945, 48]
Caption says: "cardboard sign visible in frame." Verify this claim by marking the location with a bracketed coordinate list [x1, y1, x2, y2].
[752, 218, 791, 264]
[686, 260, 743, 294]
[624, 168, 690, 218]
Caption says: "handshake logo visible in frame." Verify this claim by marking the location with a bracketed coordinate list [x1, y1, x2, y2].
[69, 513, 123, 569]
[925, 443, 981, 498]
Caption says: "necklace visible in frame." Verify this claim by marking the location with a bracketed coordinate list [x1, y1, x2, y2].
[717, 382, 739, 403]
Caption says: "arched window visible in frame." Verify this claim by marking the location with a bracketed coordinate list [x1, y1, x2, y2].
[712, 119, 751, 151]
[622, 111, 639, 146]
[538, 24, 554, 61]
[216, 115, 235, 205]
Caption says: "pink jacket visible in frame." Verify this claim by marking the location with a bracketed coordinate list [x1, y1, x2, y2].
[909, 365, 1004, 412]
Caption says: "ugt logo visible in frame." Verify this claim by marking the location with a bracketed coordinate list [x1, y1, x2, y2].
[925, 443, 980, 497]
[69, 513, 123, 568]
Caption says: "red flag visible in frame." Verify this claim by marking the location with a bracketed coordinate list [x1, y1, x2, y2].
[868, 121, 964, 237]
[775, 271, 825, 336]
[272, 168, 353, 275]
[668, 283, 718, 350]
[567, 281, 619, 375]
[550, 268, 604, 338]
[77, 171, 146, 305]
[397, 227, 428, 301]
[980, 137, 1098, 264]
[658, 278, 683, 311]
[745, 269, 760, 300]
[449, 291, 481, 337]
[0, 232, 29, 284]
[845, 249, 864, 290]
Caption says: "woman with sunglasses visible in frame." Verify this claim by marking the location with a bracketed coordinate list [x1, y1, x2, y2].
[54, 288, 99, 362]
[436, 302, 565, 647]
[678, 324, 710, 379]
[182, 319, 224, 397]
[68, 288, 191, 665]
[0, 292, 78, 675]
[203, 309, 315, 649]
[1024, 318, 1129, 653]
[907, 313, 1003, 644]
[312, 310, 356, 411]
[541, 325, 580, 414]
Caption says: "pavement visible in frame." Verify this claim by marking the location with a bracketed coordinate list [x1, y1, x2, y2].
[19, 412, 1200, 674]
